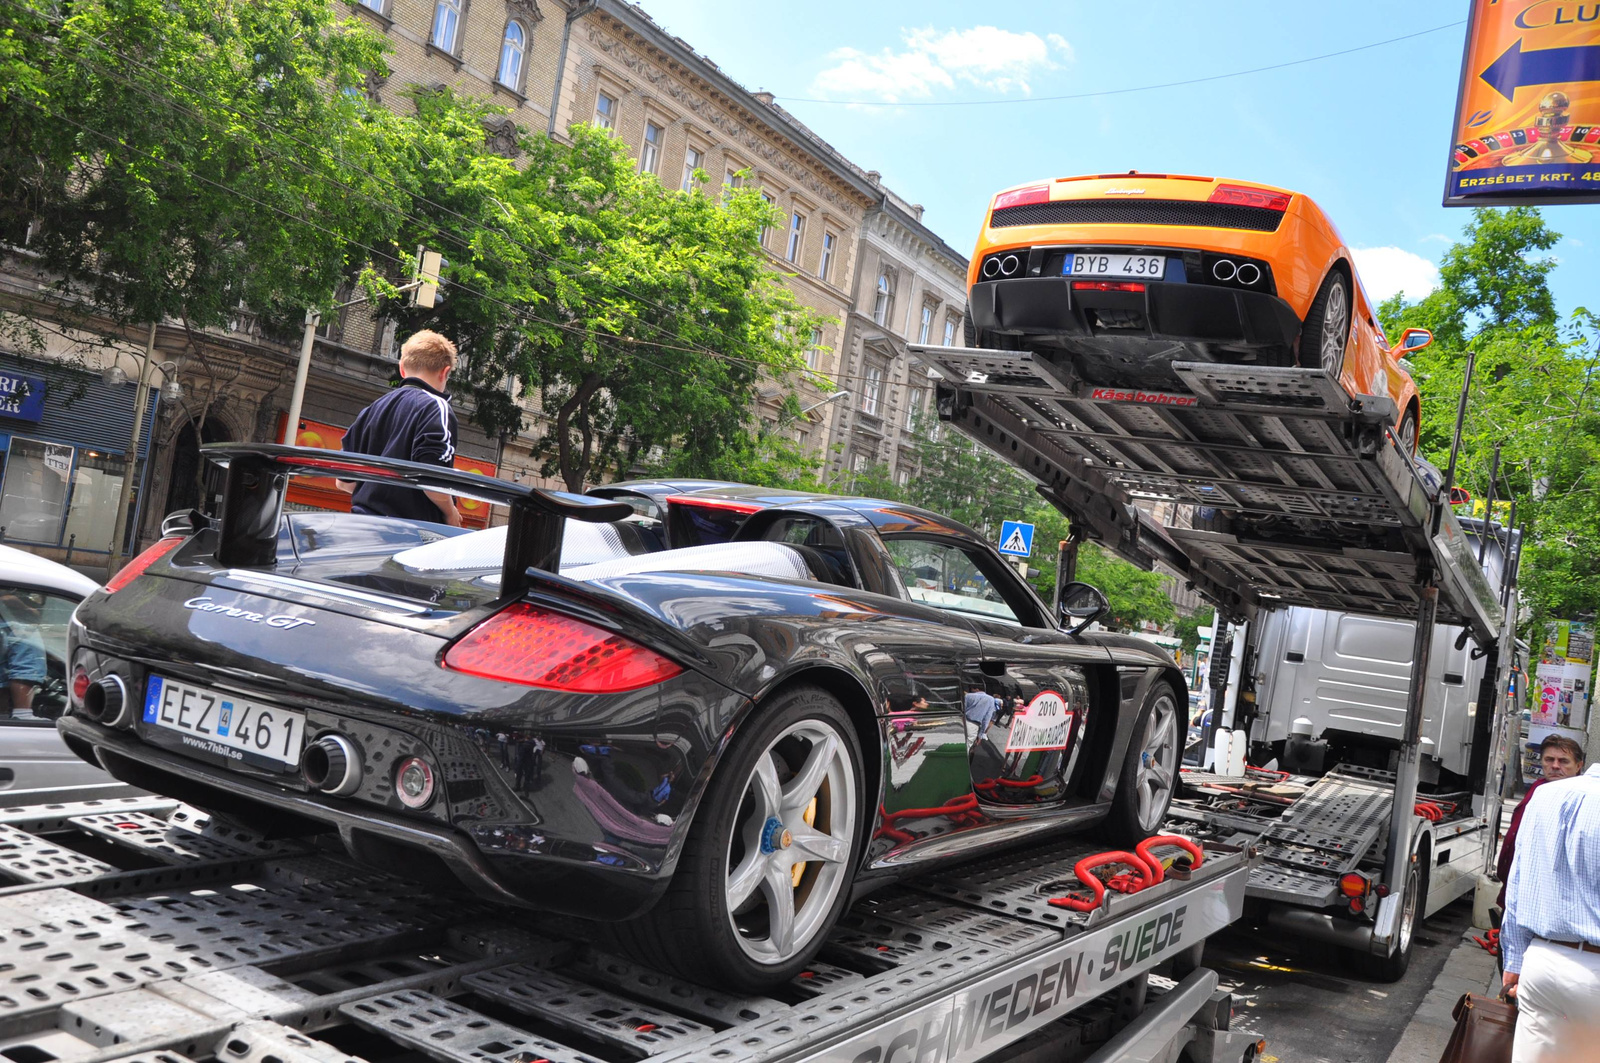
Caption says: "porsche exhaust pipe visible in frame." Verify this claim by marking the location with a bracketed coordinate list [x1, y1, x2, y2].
[303, 734, 363, 796]
[82, 675, 131, 727]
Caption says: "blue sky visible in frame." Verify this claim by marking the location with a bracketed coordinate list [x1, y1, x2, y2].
[639, 0, 1600, 318]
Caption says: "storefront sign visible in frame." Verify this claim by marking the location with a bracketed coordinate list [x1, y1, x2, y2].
[0, 370, 47, 422]
[1445, 0, 1600, 205]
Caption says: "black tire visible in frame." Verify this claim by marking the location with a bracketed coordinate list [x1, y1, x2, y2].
[963, 303, 986, 349]
[1357, 855, 1427, 982]
[1299, 268, 1352, 377]
[610, 685, 865, 990]
[1397, 407, 1419, 456]
[1103, 680, 1182, 844]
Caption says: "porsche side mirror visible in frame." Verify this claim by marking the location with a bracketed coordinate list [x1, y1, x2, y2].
[1058, 581, 1109, 635]
[1389, 327, 1432, 358]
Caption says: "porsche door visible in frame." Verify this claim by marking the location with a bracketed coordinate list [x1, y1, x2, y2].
[878, 534, 1099, 809]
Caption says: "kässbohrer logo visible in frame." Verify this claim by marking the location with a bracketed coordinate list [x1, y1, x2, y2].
[1089, 387, 1200, 407]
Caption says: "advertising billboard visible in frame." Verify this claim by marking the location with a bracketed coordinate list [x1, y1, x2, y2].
[1445, 0, 1600, 206]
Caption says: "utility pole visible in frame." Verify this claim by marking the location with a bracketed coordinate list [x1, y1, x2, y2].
[107, 322, 158, 575]
[281, 248, 441, 446]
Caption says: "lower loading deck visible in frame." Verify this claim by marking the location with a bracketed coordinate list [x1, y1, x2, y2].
[0, 798, 1254, 1063]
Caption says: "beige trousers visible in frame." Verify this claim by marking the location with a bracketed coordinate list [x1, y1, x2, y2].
[1512, 939, 1600, 1063]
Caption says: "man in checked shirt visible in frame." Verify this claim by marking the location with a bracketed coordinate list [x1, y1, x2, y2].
[1501, 756, 1600, 1062]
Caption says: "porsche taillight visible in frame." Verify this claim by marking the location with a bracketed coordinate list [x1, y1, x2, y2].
[105, 537, 184, 593]
[994, 185, 1049, 210]
[443, 603, 683, 692]
[1209, 184, 1291, 212]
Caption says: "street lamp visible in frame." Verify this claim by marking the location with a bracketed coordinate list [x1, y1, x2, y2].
[799, 390, 849, 416]
[106, 329, 182, 574]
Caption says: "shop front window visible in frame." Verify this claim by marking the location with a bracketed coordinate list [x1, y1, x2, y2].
[61, 451, 127, 553]
[0, 438, 72, 545]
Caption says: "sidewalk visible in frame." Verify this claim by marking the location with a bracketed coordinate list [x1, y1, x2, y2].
[1386, 927, 1501, 1063]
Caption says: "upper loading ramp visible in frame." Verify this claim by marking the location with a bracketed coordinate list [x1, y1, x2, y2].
[909, 343, 1504, 642]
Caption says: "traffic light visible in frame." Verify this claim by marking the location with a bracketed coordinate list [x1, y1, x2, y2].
[411, 247, 442, 308]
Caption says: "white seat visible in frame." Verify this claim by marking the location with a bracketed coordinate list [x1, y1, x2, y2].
[563, 541, 813, 583]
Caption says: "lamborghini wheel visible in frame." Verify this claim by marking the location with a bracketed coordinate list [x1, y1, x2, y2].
[1300, 269, 1351, 378]
[1397, 408, 1419, 456]
[1104, 681, 1182, 843]
[613, 685, 863, 989]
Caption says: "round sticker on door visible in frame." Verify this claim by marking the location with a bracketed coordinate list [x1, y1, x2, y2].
[1005, 689, 1075, 753]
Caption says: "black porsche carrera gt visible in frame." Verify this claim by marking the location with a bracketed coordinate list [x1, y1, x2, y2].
[63, 445, 1184, 990]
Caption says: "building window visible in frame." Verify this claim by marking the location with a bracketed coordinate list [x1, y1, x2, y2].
[358, 0, 384, 11]
[497, 21, 525, 90]
[918, 304, 934, 344]
[805, 328, 823, 369]
[640, 121, 663, 175]
[851, 453, 868, 473]
[760, 191, 775, 246]
[819, 231, 837, 282]
[896, 468, 910, 486]
[681, 146, 703, 192]
[906, 387, 925, 429]
[872, 271, 893, 326]
[431, 0, 461, 53]
[943, 316, 958, 347]
[785, 212, 805, 264]
[594, 91, 616, 130]
[862, 364, 883, 415]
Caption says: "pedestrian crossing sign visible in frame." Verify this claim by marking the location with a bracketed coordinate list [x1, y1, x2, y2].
[998, 520, 1035, 557]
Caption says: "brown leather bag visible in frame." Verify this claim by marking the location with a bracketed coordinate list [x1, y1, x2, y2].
[1438, 993, 1517, 1063]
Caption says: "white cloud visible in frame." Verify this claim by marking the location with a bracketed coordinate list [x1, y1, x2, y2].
[812, 26, 1071, 102]
[1352, 246, 1440, 303]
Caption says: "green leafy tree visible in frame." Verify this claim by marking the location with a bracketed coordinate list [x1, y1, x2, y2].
[379, 124, 822, 492]
[0, 0, 402, 333]
[1379, 206, 1600, 637]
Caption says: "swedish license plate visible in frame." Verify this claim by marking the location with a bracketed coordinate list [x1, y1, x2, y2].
[1065, 253, 1165, 279]
[143, 674, 305, 769]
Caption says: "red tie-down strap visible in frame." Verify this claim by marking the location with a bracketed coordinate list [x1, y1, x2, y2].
[1046, 851, 1159, 912]
[1135, 835, 1206, 885]
[1414, 802, 1444, 822]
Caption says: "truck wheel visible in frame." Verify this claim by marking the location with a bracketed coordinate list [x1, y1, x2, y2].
[611, 686, 863, 990]
[1299, 269, 1351, 378]
[1104, 681, 1182, 843]
[1358, 857, 1427, 982]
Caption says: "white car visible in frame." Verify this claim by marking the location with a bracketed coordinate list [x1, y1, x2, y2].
[0, 546, 133, 802]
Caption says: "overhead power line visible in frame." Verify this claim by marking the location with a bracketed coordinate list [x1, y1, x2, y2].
[779, 20, 1466, 108]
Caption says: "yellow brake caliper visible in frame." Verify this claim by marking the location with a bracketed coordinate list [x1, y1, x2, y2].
[792, 796, 818, 887]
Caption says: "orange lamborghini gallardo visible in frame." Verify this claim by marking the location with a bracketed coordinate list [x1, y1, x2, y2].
[965, 173, 1430, 451]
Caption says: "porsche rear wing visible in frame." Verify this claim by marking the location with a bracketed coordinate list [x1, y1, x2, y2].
[201, 444, 630, 597]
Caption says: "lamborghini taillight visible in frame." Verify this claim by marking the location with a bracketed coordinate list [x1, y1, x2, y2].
[1208, 184, 1291, 212]
[105, 537, 183, 593]
[443, 603, 682, 692]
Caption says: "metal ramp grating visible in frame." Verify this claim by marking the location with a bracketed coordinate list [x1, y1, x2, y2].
[340, 989, 605, 1063]
[913, 342, 1505, 639]
[1255, 770, 1392, 876]
[66, 812, 298, 865]
[0, 823, 116, 885]
[463, 962, 712, 1053]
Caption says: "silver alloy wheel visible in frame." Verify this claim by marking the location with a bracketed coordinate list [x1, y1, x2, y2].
[1398, 414, 1418, 455]
[1134, 692, 1178, 831]
[724, 719, 857, 965]
[1320, 276, 1350, 376]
